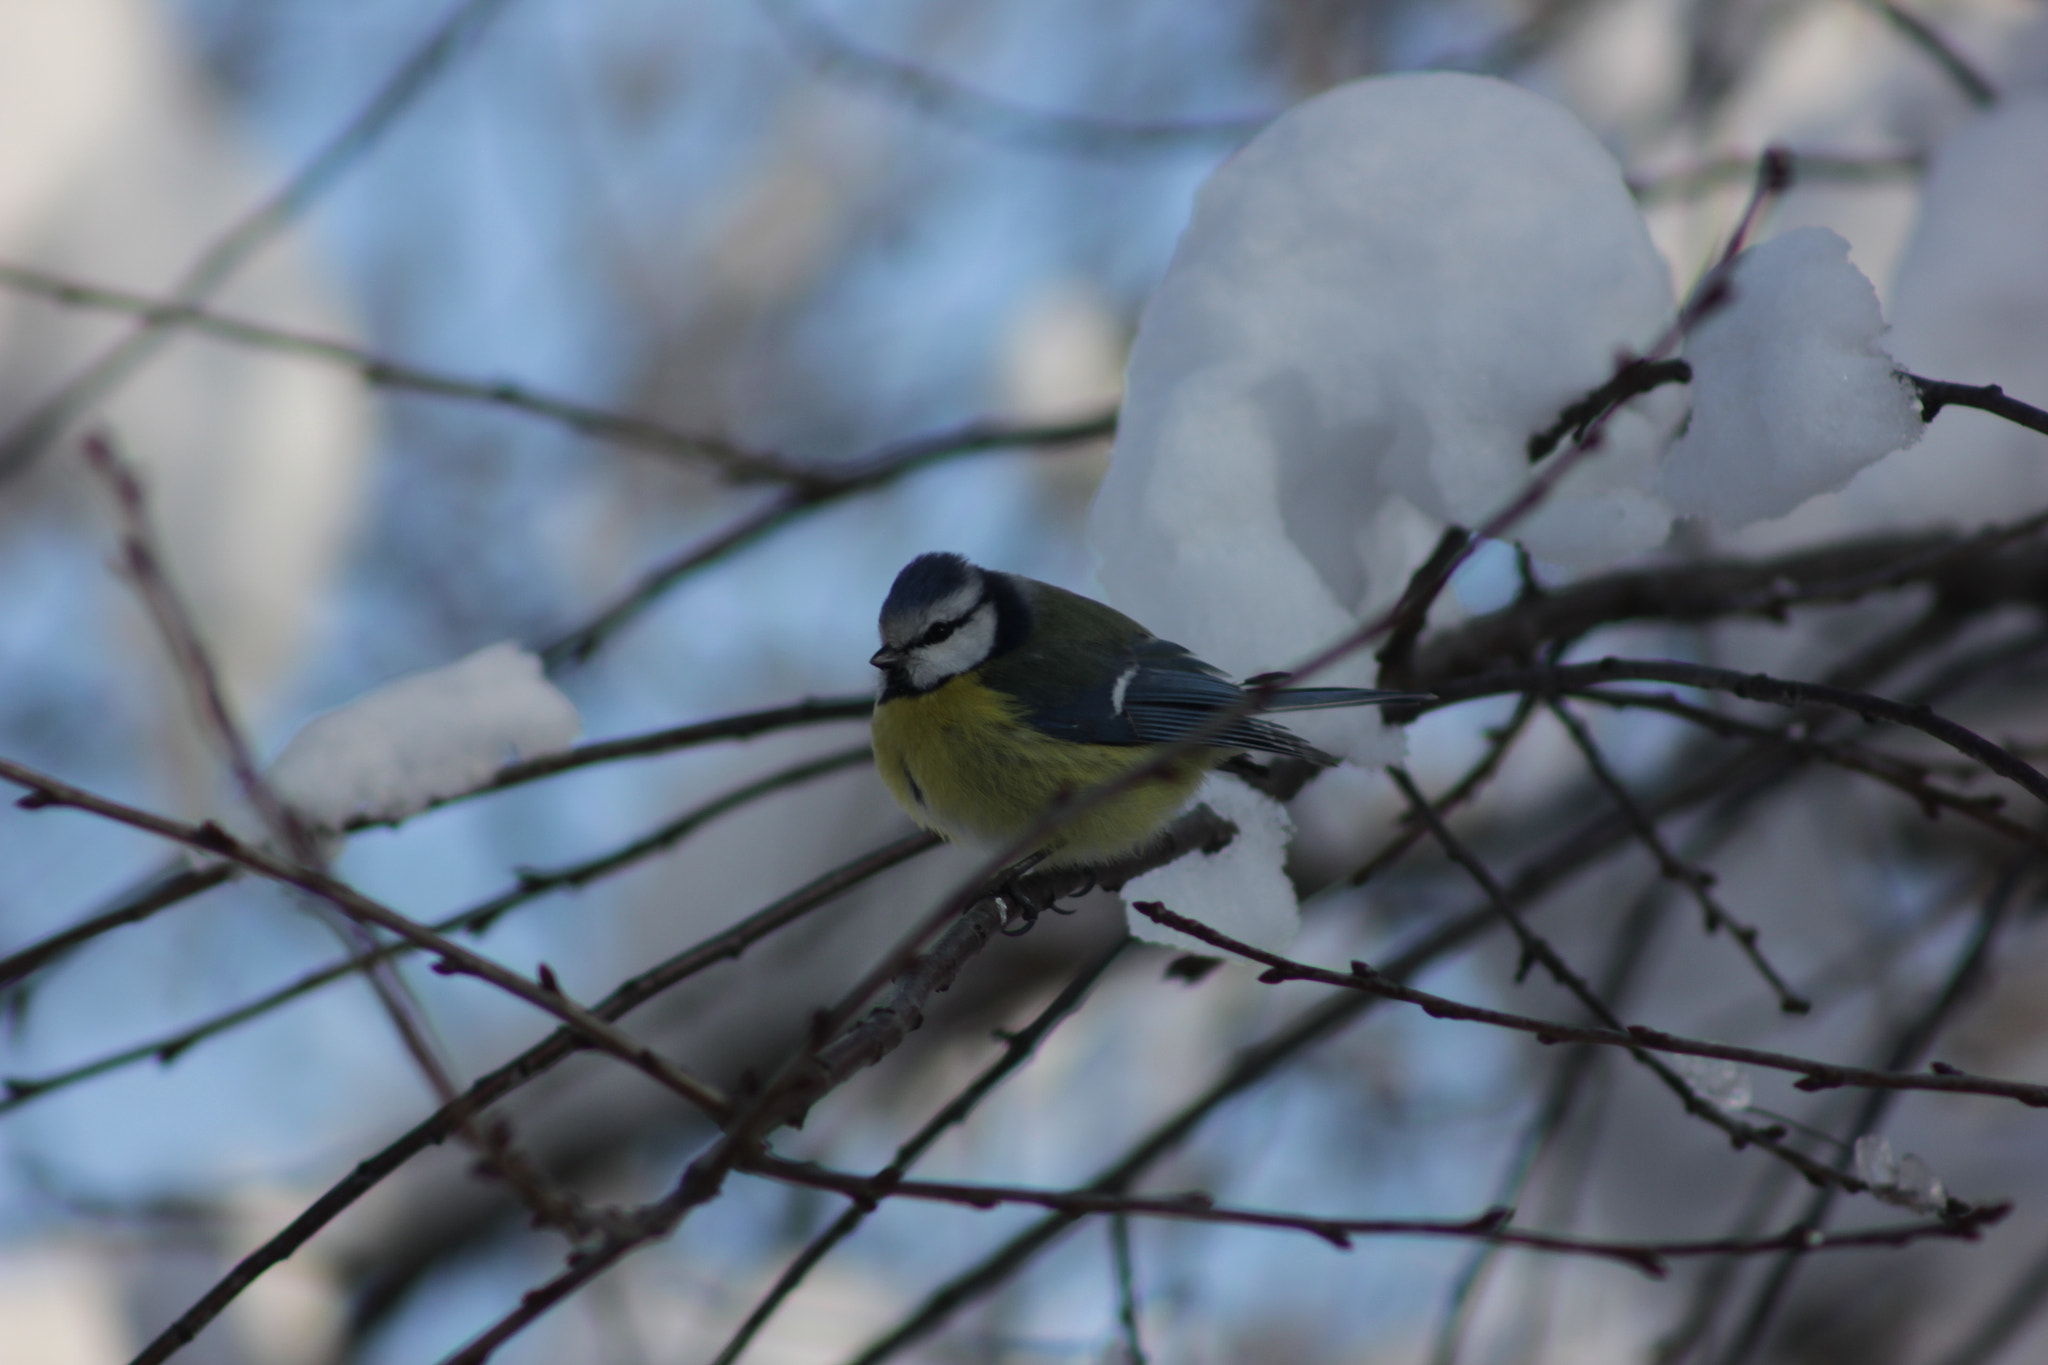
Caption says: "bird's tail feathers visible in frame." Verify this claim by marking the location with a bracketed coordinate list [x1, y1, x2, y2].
[1260, 686, 1433, 712]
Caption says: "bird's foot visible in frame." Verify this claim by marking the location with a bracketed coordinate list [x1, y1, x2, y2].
[994, 853, 1076, 936]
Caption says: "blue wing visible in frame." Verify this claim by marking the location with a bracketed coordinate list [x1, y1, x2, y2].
[1118, 642, 1338, 762]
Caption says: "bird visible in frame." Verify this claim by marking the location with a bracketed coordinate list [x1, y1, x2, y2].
[868, 552, 1427, 914]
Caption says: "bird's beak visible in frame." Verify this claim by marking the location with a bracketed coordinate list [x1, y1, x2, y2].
[870, 646, 903, 669]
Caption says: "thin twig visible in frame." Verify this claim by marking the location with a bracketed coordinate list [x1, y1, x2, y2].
[708, 939, 1129, 1365]
[1909, 373, 2048, 438]
[1629, 150, 1924, 206]
[1421, 659, 2048, 809]
[1709, 863, 2031, 1365]
[1859, 0, 1999, 107]
[122, 829, 938, 1365]
[1, 747, 875, 1109]
[431, 806, 1236, 1365]
[540, 410, 1115, 669]
[0, 757, 731, 1120]
[0, 864, 232, 992]
[749, 1153, 2005, 1275]
[1432, 849, 1688, 1365]
[1566, 686, 2048, 857]
[1128, 900, 2048, 1114]
[1346, 691, 1540, 888]
[756, 0, 1266, 154]
[0, 0, 519, 474]
[1544, 697, 1809, 1013]
[82, 432, 600, 1238]
[1111, 1211, 1148, 1364]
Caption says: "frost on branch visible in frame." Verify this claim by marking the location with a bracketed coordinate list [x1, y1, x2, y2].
[268, 643, 580, 830]
[1660, 228, 1922, 529]
[1092, 71, 1681, 754]
[1673, 1055, 1754, 1113]
[1853, 1135, 1951, 1216]
[1123, 775, 1299, 955]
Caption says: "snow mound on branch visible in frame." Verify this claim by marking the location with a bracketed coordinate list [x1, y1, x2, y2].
[1661, 228, 1922, 529]
[1092, 71, 1681, 728]
[269, 643, 580, 829]
[1124, 775, 1299, 956]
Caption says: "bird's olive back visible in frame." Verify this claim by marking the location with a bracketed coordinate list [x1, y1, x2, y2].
[979, 577, 1153, 741]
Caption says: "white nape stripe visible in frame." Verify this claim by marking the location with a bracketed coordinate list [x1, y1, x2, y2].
[1110, 663, 1137, 716]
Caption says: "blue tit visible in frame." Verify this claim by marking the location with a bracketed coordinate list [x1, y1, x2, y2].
[869, 552, 1426, 873]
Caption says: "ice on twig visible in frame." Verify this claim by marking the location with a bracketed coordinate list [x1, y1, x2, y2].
[268, 643, 580, 830]
[1853, 1134, 1950, 1214]
[1661, 227, 1922, 529]
[1124, 775, 1300, 955]
[1673, 1055, 1753, 1112]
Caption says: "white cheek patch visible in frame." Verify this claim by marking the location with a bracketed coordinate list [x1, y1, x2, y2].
[906, 601, 997, 691]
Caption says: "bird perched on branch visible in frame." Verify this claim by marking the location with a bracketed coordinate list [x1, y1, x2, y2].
[869, 552, 1425, 900]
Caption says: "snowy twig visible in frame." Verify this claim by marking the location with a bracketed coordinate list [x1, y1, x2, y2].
[1543, 698, 1810, 1013]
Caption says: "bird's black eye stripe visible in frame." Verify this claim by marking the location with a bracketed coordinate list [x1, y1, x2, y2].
[922, 619, 958, 645]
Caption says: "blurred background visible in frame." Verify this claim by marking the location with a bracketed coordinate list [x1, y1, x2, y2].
[3, 1, 2047, 1362]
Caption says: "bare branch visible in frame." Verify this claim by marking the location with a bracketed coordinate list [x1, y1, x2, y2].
[0, 756, 732, 1120]
[0, 0, 519, 474]
[1543, 697, 1809, 1013]
[748, 1153, 2007, 1276]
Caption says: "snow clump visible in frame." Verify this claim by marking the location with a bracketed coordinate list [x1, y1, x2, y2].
[1660, 227, 1923, 528]
[1123, 774, 1299, 956]
[269, 643, 581, 830]
[1092, 70, 1683, 742]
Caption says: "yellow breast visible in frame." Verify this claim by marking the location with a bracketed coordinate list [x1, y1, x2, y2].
[871, 675, 1213, 869]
